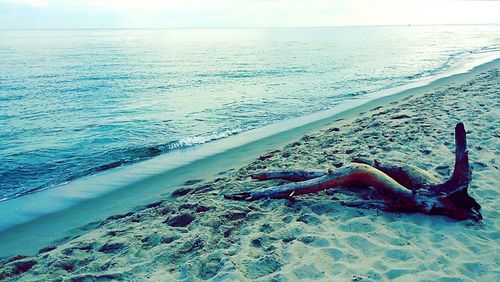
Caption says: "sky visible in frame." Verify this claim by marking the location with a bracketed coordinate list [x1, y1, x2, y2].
[0, 0, 499, 29]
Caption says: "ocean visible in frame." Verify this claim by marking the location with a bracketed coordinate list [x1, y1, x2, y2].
[1, 25, 499, 201]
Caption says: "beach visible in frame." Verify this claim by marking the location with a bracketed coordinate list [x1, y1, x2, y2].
[1, 62, 499, 281]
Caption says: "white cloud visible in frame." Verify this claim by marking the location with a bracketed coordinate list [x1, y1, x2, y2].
[4, 0, 49, 7]
[83, 0, 235, 12]
[1, 0, 499, 28]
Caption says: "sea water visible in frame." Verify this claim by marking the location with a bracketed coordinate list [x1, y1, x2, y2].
[1, 25, 499, 201]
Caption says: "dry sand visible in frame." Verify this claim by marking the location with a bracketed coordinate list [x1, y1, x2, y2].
[1, 68, 499, 281]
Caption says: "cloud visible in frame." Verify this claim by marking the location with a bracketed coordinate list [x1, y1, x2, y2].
[1, 0, 499, 28]
[4, 0, 49, 7]
[82, 0, 235, 13]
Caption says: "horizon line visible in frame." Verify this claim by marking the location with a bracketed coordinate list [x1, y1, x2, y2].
[1, 23, 500, 31]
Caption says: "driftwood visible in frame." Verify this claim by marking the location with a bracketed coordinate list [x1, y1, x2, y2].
[225, 123, 482, 221]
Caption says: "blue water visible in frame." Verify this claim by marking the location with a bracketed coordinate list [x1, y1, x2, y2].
[0, 26, 499, 201]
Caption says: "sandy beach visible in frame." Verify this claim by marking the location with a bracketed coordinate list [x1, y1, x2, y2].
[1, 63, 499, 281]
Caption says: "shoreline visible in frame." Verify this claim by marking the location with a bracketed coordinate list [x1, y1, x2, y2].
[0, 58, 499, 281]
[0, 55, 499, 259]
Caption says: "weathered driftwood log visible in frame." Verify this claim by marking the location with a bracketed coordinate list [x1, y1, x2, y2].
[225, 123, 482, 221]
[252, 159, 441, 190]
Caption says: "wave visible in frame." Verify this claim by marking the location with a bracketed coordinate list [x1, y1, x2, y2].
[195, 67, 307, 79]
[405, 45, 500, 81]
[0, 128, 248, 202]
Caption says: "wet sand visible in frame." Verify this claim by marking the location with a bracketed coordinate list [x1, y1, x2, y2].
[1, 65, 499, 281]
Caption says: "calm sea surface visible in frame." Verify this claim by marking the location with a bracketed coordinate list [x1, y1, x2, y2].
[1, 26, 499, 201]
